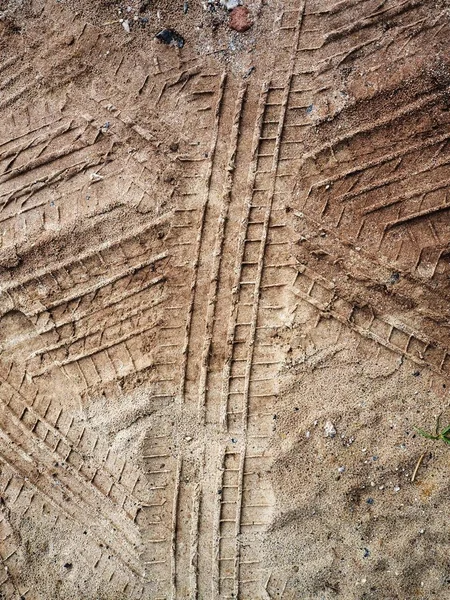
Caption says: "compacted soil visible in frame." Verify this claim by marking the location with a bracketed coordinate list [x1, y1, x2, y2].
[0, 0, 450, 598]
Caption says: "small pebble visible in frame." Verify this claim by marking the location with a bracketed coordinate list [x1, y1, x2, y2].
[221, 0, 241, 8]
[243, 66, 255, 79]
[324, 421, 336, 438]
[89, 172, 103, 182]
[229, 5, 253, 32]
[389, 271, 400, 284]
[155, 28, 185, 48]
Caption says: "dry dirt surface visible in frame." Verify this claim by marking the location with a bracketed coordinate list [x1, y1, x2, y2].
[0, 0, 450, 598]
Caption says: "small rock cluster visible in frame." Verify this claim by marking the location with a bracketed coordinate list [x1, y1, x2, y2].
[116, 0, 254, 41]
[203, 0, 253, 33]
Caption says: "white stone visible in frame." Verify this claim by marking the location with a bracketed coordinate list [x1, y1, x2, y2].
[220, 0, 241, 8]
[324, 421, 336, 438]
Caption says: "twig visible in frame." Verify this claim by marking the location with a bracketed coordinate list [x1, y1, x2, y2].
[411, 452, 426, 483]
[435, 412, 442, 436]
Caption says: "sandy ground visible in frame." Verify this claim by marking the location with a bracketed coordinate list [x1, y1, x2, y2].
[0, 0, 450, 598]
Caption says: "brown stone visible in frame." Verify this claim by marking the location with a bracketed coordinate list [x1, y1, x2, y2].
[229, 6, 253, 33]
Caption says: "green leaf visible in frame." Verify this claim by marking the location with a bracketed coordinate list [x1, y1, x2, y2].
[414, 426, 438, 440]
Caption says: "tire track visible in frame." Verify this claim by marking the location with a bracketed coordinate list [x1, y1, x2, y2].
[292, 262, 450, 377]
[140, 420, 176, 598]
[197, 81, 247, 423]
[181, 70, 227, 408]
[0, 455, 145, 598]
[0, 219, 181, 398]
[0, 361, 150, 519]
